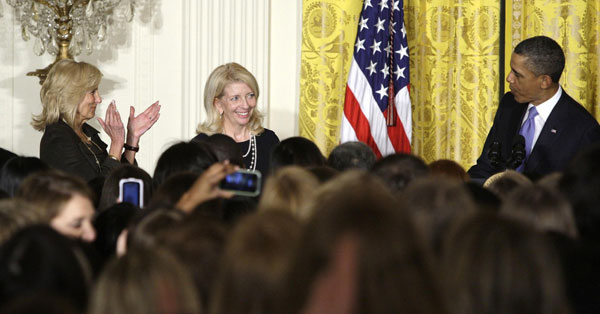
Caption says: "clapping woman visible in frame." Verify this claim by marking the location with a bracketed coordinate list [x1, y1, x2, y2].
[194, 63, 279, 176]
[32, 59, 161, 182]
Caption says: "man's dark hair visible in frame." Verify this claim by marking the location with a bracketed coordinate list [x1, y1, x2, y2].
[327, 141, 376, 171]
[514, 36, 565, 83]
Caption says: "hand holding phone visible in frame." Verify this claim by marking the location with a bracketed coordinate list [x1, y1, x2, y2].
[219, 169, 262, 197]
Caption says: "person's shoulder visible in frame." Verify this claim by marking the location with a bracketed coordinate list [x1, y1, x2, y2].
[257, 128, 280, 142]
[560, 92, 599, 125]
[191, 133, 210, 142]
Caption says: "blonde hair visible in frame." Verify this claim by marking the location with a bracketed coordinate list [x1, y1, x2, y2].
[89, 247, 202, 314]
[32, 59, 103, 131]
[258, 166, 319, 220]
[196, 62, 264, 135]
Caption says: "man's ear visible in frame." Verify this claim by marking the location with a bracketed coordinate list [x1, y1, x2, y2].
[539, 75, 554, 89]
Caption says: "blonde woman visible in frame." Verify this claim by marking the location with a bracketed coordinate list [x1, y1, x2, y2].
[32, 59, 160, 182]
[194, 62, 279, 176]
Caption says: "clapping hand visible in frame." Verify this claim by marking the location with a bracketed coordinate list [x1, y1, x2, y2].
[97, 100, 125, 145]
[127, 101, 161, 142]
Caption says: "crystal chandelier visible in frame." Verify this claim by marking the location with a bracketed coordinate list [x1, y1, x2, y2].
[1, 0, 135, 83]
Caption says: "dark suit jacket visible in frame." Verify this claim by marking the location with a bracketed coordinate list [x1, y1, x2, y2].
[468, 91, 600, 180]
[40, 120, 123, 182]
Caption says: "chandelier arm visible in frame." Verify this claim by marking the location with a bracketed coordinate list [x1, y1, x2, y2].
[32, 0, 60, 15]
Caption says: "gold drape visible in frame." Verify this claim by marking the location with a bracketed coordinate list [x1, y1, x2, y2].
[299, 0, 362, 156]
[505, 0, 600, 118]
[404, 0, 501, 169]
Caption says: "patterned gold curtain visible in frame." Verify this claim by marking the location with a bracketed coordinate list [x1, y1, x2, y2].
[404, 0, 501, 169]
[299, 0, 362, 156]
[505, 0, 600, 118]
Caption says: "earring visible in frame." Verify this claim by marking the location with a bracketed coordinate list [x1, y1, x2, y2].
[219, 111, 223, 118]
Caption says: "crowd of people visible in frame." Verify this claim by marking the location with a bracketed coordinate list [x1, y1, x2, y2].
[0, 137, 600, 314]
[0, 34, 599, 313]
[1, 135, 600, 313]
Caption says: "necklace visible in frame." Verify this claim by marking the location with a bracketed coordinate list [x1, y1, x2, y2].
[243, 135, 257, 170]
[83, 140, 101, 171]
[243, 135, 254, 158]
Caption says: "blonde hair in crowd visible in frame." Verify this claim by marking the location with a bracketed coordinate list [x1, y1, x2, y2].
[196, 62, 264, 135]
[32, 59, 103, 131]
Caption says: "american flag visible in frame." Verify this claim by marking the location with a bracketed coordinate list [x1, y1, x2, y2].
[340, 0, 411, 157]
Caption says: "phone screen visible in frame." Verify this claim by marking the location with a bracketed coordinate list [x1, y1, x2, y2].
[121, 181, 141, 207]
[219, 170, 261, 197]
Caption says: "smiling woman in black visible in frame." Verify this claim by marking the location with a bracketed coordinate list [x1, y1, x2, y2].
[32, 60, 161, 182]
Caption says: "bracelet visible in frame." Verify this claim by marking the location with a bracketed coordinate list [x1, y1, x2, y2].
[108, 154, 119, 161]
[124, 143, 139, 152]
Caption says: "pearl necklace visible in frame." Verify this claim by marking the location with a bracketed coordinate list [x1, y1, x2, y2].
[242, 135, 257, 170]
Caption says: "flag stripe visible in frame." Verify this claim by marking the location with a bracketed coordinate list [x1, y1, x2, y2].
[341, 0, 412, 156]
[343, 86, 384, 158]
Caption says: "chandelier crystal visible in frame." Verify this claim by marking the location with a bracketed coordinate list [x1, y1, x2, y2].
[4, 0, 135, 83]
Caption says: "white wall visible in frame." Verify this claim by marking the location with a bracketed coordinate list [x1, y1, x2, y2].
[0, 0, 302, 174]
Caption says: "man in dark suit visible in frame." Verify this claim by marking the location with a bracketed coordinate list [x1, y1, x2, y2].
[468, 36, 600, 181]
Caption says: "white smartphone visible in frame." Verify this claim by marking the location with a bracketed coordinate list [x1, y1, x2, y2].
[119, 178, 144, 208]
[219, 169, 262, 197]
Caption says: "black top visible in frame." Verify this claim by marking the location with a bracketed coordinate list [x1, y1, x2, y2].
[40, 120, 124, 182]
[192, 128, 280, 177]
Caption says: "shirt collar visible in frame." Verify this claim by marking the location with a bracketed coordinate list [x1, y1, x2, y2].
[528, 85, 562, 122]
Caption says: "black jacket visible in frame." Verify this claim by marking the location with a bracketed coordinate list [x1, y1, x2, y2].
[40, 120, 124, 182]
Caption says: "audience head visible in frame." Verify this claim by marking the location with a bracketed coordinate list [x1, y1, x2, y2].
[98, 164, 152, 211]
[155, 214, 228, 312]
[536, 171, 562, 190]
[152, 141, 217, 189]
[17, 171, 96, 242]
[327, 141, 376, 171]
[211, 211, 302, 314]
[149, 172, 198, 208]
[126, 209, 184, 252]
[198, 133, 245, 167]
[307, 165, 339, 183]
[270, 136, 325, 172]
[0, 147, 17, 172]
[513, 36, 565, 83]
[280, 170, 444, 314]
[0, 225, 92, 312]
[197, 62, 264, 135]
[429, 159, 469, 182]
[442, 213, 570, 314]
[258, 166, 319, 220]
[370, 153, 429, 192]
[88, 247, 201, 314]
[464, 181, 502, 213]
[0, 199, 45, 245]
[93, 202, 139, 264]
[501, 184, 577, 238]
[559, 143, 600, 242]
[483, 170, 532, 200]
[32, 59, 102, 131]
[0, 156, 50, 197]
[400, 177, 477, 255]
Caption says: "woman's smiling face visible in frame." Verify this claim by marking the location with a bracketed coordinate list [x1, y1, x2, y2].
[214, 82, 257, 130]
